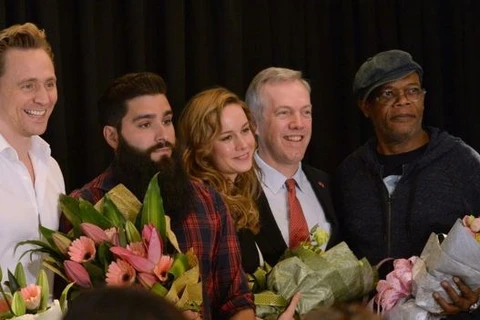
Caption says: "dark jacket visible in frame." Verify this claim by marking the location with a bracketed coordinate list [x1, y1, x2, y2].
[333, 127, 480, 265]
[239, 163, 341, 273]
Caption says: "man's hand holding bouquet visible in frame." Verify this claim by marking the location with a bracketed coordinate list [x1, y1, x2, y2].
[375, 215, 480, 319]
[251, 226, 376, 319]
[18, 174, 202, 314]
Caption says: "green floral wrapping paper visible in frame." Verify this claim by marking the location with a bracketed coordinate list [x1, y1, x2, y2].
[254, 242, 376, 317]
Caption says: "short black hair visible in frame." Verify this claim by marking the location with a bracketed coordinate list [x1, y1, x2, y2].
[98, 72, 167, 128]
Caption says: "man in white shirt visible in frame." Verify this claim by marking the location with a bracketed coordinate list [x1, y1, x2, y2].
[244, 67, 340, 267]
[0, 22, 65, 284]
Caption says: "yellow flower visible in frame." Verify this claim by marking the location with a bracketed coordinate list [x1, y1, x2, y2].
[312, 228, 329, 248]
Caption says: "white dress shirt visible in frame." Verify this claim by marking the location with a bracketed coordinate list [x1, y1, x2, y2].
[254, 152, 331, 249]
[0, 134, 65, 284]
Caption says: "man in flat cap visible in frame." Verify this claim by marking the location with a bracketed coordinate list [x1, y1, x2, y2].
[334, 49, 480, 317]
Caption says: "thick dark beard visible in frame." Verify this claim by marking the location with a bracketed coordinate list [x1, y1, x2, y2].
[112, 135, 192, 222]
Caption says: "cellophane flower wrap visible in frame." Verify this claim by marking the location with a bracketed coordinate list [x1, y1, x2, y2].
[375, 215, 480, 319]
[0, 263, 69, 320]
[251, 226, 376, 318]
[18, 174, 202, 313]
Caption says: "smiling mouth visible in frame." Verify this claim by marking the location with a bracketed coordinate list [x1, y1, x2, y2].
[235, 153, 250, 160]
[284, 135, 303, 142]
[24, 109, 47, 116]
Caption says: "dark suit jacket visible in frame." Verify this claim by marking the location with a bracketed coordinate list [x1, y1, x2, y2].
[238, 163, 342, 273]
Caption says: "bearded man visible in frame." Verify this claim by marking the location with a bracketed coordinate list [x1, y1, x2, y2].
[66, 72, 255, 320]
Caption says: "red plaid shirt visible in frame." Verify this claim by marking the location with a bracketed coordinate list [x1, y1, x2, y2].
[65, 166, 254, 319]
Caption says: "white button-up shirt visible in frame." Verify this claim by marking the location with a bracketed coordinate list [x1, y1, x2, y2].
[0, 134, 65, 284]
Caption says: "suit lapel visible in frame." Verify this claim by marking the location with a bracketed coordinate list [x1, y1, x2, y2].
[303, 164, 341, 248]
[255, 191, 288, 266]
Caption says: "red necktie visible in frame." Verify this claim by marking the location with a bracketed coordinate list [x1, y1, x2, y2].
[285, 178, 309, 248]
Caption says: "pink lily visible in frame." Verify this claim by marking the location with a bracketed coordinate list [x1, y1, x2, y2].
[80, 223, 109, 244]
[110, 226, 173, 282]
[142, 224, 155, 246]
[64, 260, 92, 288]
[105, 227, 120, 246]
[137, 272, 158, 288]
[20, 284, 41, 310]
[110, 246, 154, 273]
[127, 242, 147, 258]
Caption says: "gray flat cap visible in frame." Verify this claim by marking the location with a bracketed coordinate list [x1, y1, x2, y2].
[353, 49, 423, 102]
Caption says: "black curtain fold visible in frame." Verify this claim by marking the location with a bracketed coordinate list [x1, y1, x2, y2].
[1, 0, 479, 192]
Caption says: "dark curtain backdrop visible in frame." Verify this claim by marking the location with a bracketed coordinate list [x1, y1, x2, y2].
[1, 0, 480, 192]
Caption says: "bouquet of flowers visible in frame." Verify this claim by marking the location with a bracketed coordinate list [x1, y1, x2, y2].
[251, 226, 376, 318]
[0, 263, 70, 320]
[375, 215, 480, 319]
[18, 174, 202, 312]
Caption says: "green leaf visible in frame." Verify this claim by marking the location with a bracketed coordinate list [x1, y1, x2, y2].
[16, 240, 63, 262]
[0, 311, 14, 319]
[103, 194, 127, 227]
[39, 225, 58, 248]
[0, 266, 3, 281]
[168, 253, 188, 280]
[60, 282, 75, 313]
[150, 282, 168, 297]
[83, 262, 105, 285]
[125, 221, 142, 243]
[14, 263, 26, 288]
[97, 242, 113, 271]
[11, 291, 26, 316]
[7, 270, 20, 293]
[140, 173, 166, 240]
[78, 199, 113, 229]
[36, 270, 49, 311]
[118, 226, 127, 248]
[42, 260, 68, 282]
[59, 194, 83, 228]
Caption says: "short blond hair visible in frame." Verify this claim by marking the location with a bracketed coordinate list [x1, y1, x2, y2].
[0, 22, 54, 76]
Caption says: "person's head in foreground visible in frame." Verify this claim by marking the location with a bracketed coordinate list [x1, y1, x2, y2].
[303, 303, 382, 320]
[63, 286, 188, 320]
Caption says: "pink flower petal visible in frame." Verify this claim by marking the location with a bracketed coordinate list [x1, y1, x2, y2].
[80, 223, 109, 244]
[137, 272, 158, 288]
[68, 236, 96, 263]
[147, 227, 163, 264]
[64, 260, 92, 288]
[110, 246, 154, 273]
[20, 284, 41, 310]
[470, 217, 480, 233]
[106, 259, 136, 286]
[153, 255, 173, 282]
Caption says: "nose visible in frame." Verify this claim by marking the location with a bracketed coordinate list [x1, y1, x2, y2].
[392, 90, 411, 107]
[235, 135, 249, 150]
[34, 86, 52, 105]
[289, 112, 305, 129]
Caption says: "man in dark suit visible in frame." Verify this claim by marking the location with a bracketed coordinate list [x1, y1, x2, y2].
[244, 67, 341, 267]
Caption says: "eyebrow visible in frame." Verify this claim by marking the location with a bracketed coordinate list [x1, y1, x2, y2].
[18, 76, 57, 84]
[132, 110, 172, 122]
[219, 121, 250, 135]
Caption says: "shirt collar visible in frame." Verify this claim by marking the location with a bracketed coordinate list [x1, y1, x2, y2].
[0, 133, 51, 161]
[254, 150, 305, 194]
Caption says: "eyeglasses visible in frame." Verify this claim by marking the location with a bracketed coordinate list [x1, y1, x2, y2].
[374, 86, 427, 105]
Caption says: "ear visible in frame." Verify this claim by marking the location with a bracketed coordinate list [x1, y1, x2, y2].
[103, 126, 119, 150]
[358, 100, 370, 118]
